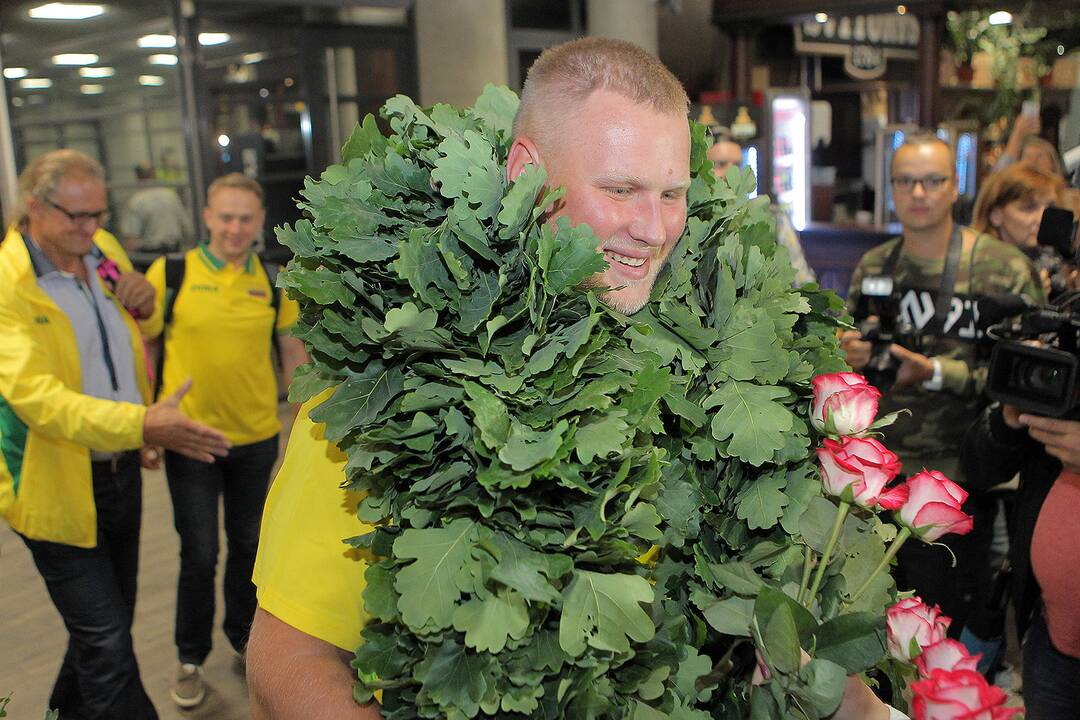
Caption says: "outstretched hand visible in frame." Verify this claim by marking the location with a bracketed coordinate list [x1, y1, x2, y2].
[143, 379, 231, 463]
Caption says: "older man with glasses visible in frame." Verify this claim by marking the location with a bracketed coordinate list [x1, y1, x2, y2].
[0, 148, 231, 719]
[841, 133, 1043, 670]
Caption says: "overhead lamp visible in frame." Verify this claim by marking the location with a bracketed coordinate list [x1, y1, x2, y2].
[814, 12, 828, 23]
[217, 134, 231, 147]
[199, 32, 231, 46]
[138, 34, 176, 48]
[29, 3, 105, 20]
[3, 67, 30, 79]
[242, 52, 266, 64]
[988, 11, 1012, 25]
[80, 83, 104, 94]
[148, 53, 178, 65]
[79, 66, 114, 77]
[19, 78, 53, 89]
[53, 53, 99, 65]
[138, 74, 165, 86]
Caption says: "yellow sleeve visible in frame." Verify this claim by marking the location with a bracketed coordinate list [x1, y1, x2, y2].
[140, 257, 167, 340]
[253, 390, 372, 651]
[0, 293, 146, 451]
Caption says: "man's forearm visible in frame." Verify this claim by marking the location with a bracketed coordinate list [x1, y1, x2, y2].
[247, 608, 380, 720]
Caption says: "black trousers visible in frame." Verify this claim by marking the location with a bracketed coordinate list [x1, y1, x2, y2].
[20, 453, 157, 720]
[164, 435, 278, 665]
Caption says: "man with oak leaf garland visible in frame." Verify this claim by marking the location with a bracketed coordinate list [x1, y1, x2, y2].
[247, 38, 895, 720]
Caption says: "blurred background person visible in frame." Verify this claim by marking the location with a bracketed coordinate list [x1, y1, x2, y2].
[119, 161, 194, 257]
[707, 125, 816, 287]
[0, 149, 230, 720]
[142, 173, 308, 709]
[972, 163, 1065, 297]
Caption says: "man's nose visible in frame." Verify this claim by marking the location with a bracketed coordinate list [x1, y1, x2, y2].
[629, 195, 666, 247]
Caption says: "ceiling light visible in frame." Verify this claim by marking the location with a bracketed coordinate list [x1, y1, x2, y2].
[3, 67, 30, 79]
[79, 66, 114, 78]
[80, 83, 104, 94]
[242, 52, 266, 64]
[138, 34, 175, 48]
[53, 53, 99, 65]
[28, 3, 105, 20]
[988, 11, 1012, 25]
[148, 53, 177, 65]
[198, 32, 231, 46]
[217, 134, 230, 147]
[815, 12, 828, 23]
[138, 74, 165, 86]
[19, 78, 53, 89]
[1058, 45, 1066, 56]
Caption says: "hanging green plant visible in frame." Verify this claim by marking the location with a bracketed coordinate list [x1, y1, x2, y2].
[277, 86, 907, 719]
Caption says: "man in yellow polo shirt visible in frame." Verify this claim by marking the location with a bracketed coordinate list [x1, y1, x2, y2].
[143, 173, 309, 709]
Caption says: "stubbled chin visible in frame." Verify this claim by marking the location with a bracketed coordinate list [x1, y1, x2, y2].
[600, 287, 649, 315]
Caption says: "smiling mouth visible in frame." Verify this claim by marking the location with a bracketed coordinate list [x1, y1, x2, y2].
[604, 250, 647, 268]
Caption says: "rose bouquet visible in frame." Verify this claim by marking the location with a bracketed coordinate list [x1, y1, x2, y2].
[279, 87, 1016, 719]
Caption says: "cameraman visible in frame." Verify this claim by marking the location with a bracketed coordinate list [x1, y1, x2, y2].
[841, 133, 1043, 654]
[962, 403, 1080, 718]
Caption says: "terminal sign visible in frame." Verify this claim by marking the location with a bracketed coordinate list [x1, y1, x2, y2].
[795, 14, 920, 79]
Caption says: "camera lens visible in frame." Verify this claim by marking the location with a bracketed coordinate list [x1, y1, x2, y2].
[1012, 358, 1068, 398]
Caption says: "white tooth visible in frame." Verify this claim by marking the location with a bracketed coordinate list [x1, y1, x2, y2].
[605, 251, 645, 267]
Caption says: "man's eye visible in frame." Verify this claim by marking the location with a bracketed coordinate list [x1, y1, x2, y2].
[606, 187, 631, 197]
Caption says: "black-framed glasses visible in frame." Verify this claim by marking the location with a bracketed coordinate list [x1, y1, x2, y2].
[42, 197, 111, 226]
[890, 175, 951, 192]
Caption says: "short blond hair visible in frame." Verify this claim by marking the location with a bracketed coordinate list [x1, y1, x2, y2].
[12, 149, 105, 228]
[206, 172, 264, 206]
[512, 37, 689, 154]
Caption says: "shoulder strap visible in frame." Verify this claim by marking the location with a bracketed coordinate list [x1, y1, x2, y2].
[926, 224, 965, 335]
[155, 255, 186, 397]
[258, 255, 284, 357]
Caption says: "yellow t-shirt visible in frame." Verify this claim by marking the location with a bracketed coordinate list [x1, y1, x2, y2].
[252, 390, 372, 651]
[144, 246, 299, 445]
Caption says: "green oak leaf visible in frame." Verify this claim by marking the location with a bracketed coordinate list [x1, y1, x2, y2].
[735, 468, 789, 530]
[707, 381, 796, 467]
[559, 570, 655, 657]
[414, 640, 495, 718]
[393, 519, 479, 631]
[452, 590, 530, 653]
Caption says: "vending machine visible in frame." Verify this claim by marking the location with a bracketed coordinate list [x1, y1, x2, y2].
[761, 89, 811, 230]
[873, 124, 919, 228]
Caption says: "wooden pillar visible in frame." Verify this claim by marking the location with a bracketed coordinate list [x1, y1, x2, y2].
[916, 11, 943, 127]
[730, 24, 755, 104]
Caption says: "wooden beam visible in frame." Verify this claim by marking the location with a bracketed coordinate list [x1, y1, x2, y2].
[917, 11, 943, 126]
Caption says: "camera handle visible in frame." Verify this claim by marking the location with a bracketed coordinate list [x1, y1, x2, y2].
[882, 224, 965, 337]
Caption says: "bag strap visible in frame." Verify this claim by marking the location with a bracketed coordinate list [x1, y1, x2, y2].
[927, 224, 965, 336]
[154, 255, 186, 397]
[257, 255, 284, 358]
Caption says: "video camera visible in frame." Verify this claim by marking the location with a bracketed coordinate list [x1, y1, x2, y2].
[853, 276, 921, 393]
[982, 207, 1080, 417]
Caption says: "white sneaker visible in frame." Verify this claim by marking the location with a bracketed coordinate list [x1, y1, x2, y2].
[170, 663, 206, 708]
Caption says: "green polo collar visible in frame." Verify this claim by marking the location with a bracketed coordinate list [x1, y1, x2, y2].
[198, 243, 255, 274]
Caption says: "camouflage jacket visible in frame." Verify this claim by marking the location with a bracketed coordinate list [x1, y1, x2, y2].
[846, 227, 1043, 481]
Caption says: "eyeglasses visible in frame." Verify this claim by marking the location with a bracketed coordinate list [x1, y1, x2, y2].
[890, 175, 951, 192]
[42, 197, 111, 226]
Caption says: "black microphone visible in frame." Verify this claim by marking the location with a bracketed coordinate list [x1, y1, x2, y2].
[977, 294, 1035, 329]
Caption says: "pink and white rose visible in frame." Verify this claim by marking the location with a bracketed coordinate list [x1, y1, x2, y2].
[816, 436, 904, 509]
[911, 668, 1023, 720]
[886, 596, 951, 662]
[915, 638, 982, 678]
[895, 470, 975, 543]
[811, 372, 881, 437]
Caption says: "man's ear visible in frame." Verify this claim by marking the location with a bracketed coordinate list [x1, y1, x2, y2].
[506, 136, 542, 184]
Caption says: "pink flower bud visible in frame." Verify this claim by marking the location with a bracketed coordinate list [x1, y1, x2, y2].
[811, 372, 881, 437]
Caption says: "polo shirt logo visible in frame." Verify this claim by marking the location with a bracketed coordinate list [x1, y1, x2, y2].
[33, 315, 49, 324]
[248, 289, 268, 298]
[189, 284, 219, 292]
